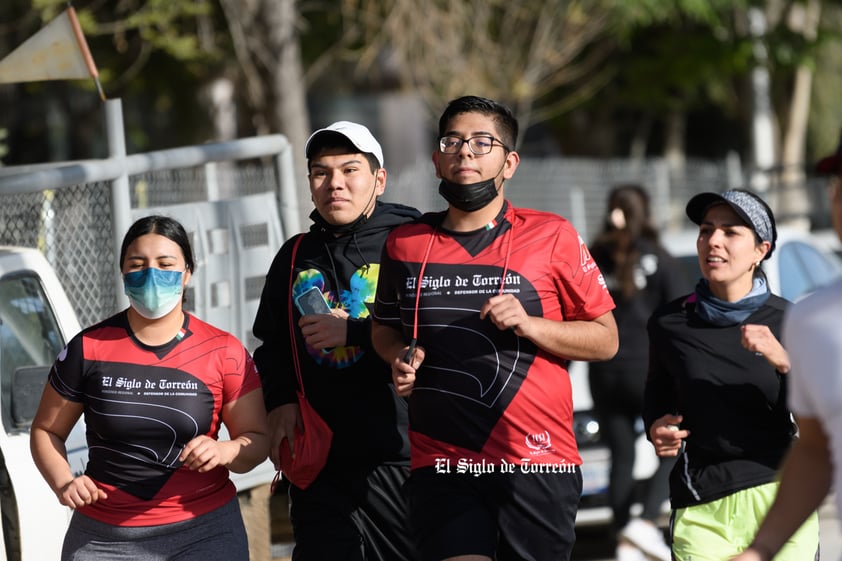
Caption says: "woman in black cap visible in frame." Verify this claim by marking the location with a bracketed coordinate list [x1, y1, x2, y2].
[642, 189, 819, 560]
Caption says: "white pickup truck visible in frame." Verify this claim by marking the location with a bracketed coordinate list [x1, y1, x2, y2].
[0, 246, 275, 561]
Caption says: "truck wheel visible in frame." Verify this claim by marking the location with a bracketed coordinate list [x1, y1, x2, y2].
[0, 455, 21, 561]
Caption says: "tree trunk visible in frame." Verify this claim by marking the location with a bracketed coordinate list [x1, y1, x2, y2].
[664, 108, 686, 171]
[780, 0, 821, 227]
[747, 6, 777, 194]
[263, 0, 311, 231]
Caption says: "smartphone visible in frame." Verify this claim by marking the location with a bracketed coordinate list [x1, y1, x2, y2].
[294, 286, 331, 316]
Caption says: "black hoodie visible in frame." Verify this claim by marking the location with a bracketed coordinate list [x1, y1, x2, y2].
[252, 201, 421, 472]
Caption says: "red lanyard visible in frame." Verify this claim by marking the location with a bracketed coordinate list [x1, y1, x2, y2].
[406, 217, 514, 361]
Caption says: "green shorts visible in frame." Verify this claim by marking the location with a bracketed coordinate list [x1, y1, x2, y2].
[671, 481, 819, 561]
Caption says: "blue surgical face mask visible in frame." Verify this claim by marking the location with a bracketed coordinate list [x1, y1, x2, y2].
[123, 268, 184, 319]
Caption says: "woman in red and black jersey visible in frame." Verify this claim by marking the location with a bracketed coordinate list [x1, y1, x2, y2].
[30, 215, 268, 561]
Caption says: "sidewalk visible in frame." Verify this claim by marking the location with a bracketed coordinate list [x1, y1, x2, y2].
[268, 490, 842, 561]
[819, 495, 841, 561]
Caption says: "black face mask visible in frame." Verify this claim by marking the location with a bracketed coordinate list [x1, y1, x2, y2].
[438, 178, 499, 212]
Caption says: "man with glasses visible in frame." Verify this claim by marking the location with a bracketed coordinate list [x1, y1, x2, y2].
[731, 133, 842, 561]
[371, 95, 618, 561]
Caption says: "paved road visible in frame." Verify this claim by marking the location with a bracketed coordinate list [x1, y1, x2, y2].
[271, 494, 841, 560]
[820, 498, 842, 561]
[573, 496, 841, 561]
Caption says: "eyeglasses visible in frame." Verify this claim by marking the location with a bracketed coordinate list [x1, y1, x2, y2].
[439, 135, 509, 155]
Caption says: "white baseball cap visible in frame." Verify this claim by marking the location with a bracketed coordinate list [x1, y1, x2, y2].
[305, 121, 384, 168]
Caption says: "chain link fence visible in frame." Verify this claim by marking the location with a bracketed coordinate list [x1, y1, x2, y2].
[0, 183, 115, 328]
[388, 155, 832, 241]
[0, 135, 297, 330]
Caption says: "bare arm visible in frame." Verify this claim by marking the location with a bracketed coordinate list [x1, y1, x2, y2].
[298, 308, 349, 351]
[371, 320, 422, 397]
[371, 320, 408, 366]
[183, 389, 270, 474]
[730, 416, 831, 561]
[741, 324, 790, 373]
[266, 403, 301, 470]
[30, 384, 108, 508]
[648, 414, 690, 457]
[480, 294, 618, 361]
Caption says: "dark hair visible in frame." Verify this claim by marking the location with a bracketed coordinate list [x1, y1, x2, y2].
[590, 184, 661, 300]
[438, 96, 518, 150]
[119, 215, 195, 273]
[306, 133, 380, 173]
[605, 184, 657, 241]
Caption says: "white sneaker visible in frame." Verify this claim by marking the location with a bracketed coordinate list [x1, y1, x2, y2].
[620, 518, 672, 561]
[616, 541, 647, 561]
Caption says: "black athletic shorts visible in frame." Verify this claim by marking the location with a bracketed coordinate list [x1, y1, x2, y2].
[407, 464, 582, 561]
[289, 463, 417, 561]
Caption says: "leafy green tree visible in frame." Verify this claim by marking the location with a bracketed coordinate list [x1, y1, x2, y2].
[2, 0, 841, 192]
[337, 0, 620, 144]
[0, 0, 228, 160]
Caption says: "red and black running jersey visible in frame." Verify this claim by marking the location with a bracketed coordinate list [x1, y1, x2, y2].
[373, 202, 615, 471]
[49, 311, 261, 526]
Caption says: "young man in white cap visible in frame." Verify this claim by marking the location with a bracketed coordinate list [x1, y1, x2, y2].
[252, 121, 420, 560]
[731, 133, 842, 561]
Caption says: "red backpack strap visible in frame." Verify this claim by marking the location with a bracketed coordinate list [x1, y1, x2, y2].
[288, 234, 306, 395]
